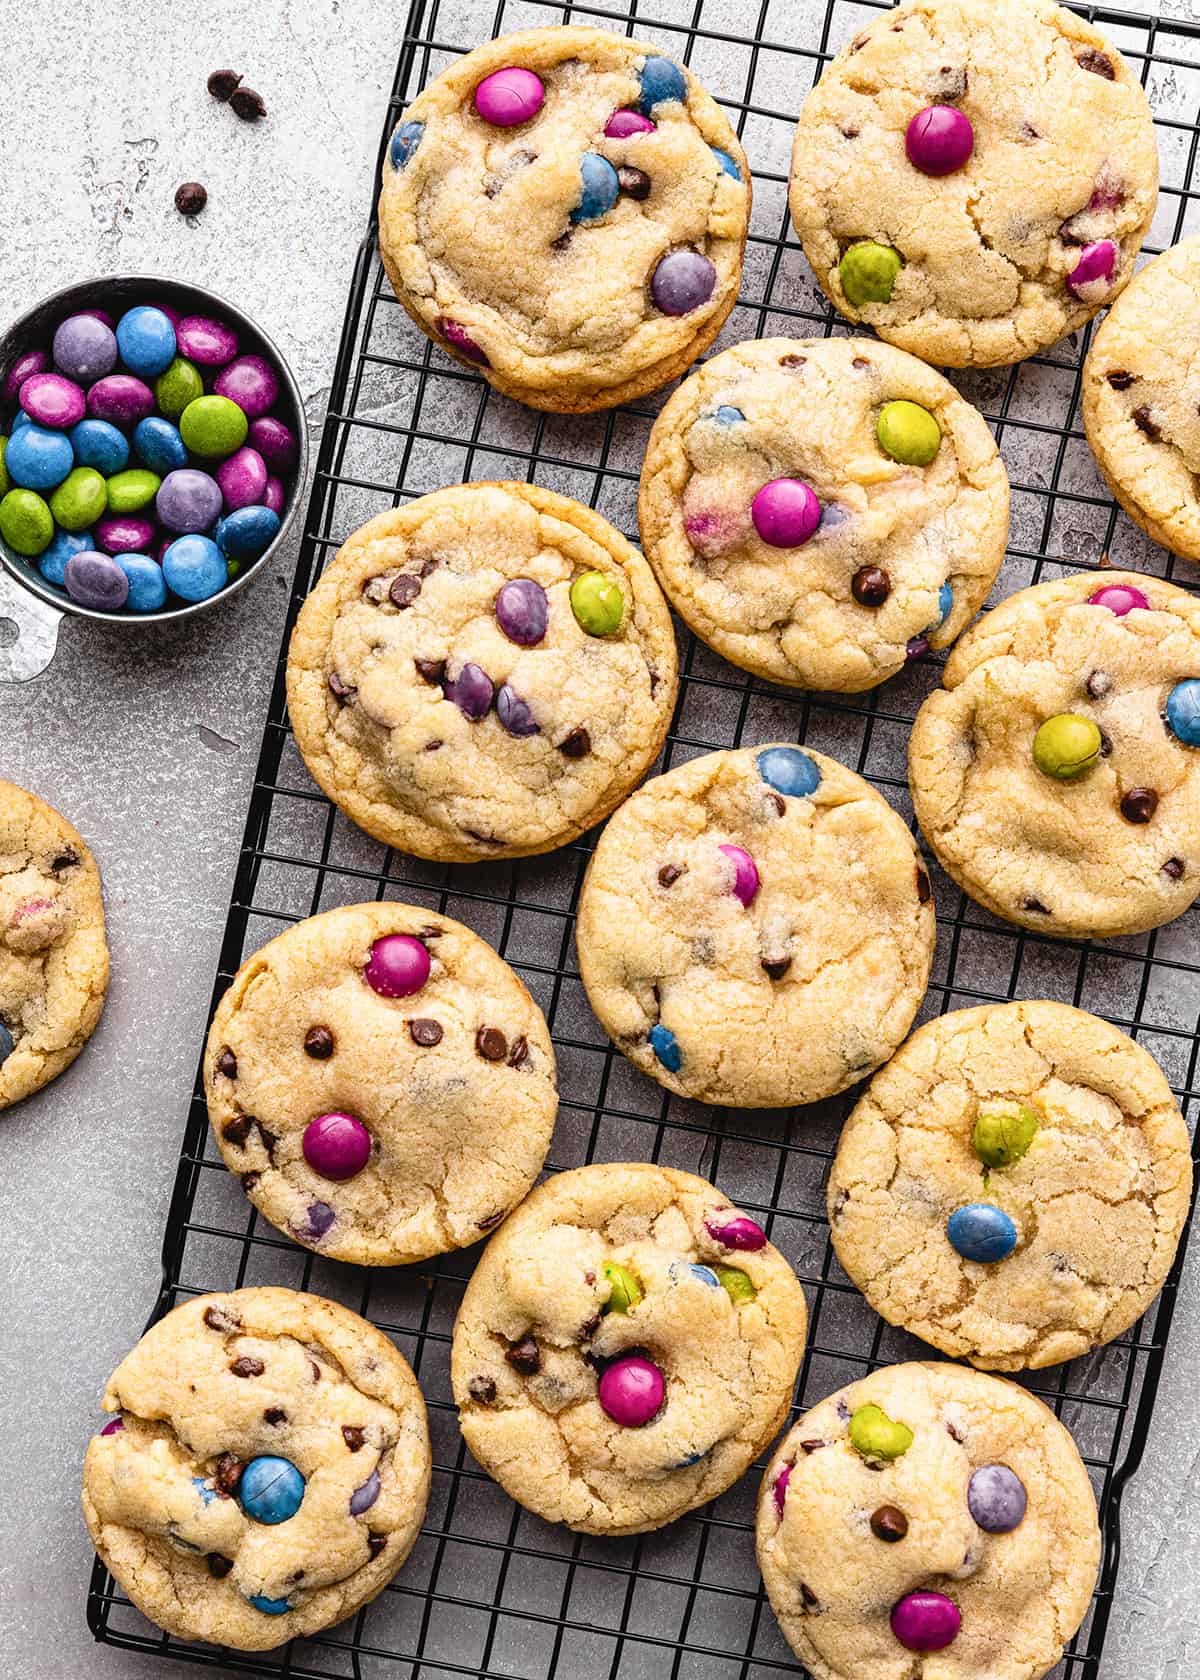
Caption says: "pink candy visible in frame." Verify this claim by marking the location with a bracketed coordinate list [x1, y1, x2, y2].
[751, 478, 821, 548]
[302, 1111, 372, 1181]
[1089, 582, 1149, 615]
[87, 374, 154, 428]
[175, 314, 239, 367]
[604, 108, 656, 138]
[772, 1463, 791, 1516]
[95, 514, 156, 555]
[597, 1354, 665, 1428]
[436, 316, 489, 366]
[474, 65, 545, 127]
[364, 934, 430, 998]
[248, 415, 299, 475]
[890, 1592, 961, 1653]
[263, 476, 286, 516]
[3, 348, 47, 403]
[217, 446, 269, 511]
[214, 354, 279, 420]
[718, 844, 760, 906]
[705, 1210, 767, 1251]
[99, 1417, 124, 1438]
[20, 371, 86, 429]
[1067, 239, 1118, 297]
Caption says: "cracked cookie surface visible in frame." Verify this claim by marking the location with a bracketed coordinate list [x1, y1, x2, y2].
[757, 1361, 1100, 1680]
[205, 903, 557, 1265]
[909, 570, 1200, 937]
[0, 779, 108, 1110]
[577, 745, 935, 1108]
[82, 1288, 430, 1651]
[1083, 237, 1200, 563]
[286, 482, 678, 862]
[451, 1163, 808, 1534]
[829, 1002, 1192, 1370]
[638, 337, 1009, 691]
[379, 26, 749, 412]
[789, 0, 1158, 368]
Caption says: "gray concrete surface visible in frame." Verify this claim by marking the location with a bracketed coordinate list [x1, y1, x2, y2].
[0, 1, 1196, 1678]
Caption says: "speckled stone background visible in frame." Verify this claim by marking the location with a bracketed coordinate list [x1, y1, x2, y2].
[0, 0, 1197, 1677]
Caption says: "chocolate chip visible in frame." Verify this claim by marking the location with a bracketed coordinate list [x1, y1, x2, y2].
[206, 68, 242, 101]
[424, 740, 442, 752]
[779, 354, 806, 368]
[310, 1361, 322, 1383]
[328, 671, 355, 702]
[203, 1305, 239, 1334]
[851, 357, 872, 370]
[579, 1313, 602, 1341]
[304, 1025, 335, 1059]
[264, 1408, 287, 1426]
[658, 864, 684, 888]
[800, 1583, 819, 1609]
[215, 1453, 244, 1494]
[230, 85, 267, 121]
[207, 1553, 233, 1578]
[389, 574, 421, 608]
[761, 956, 792, 980]
[1086, 669, 1112, 699]
[476, 1026, 508, 1062]
[863, 1460, 885, 1472]
[1133, 406, 1162, 441]
[51, 847, 79, 872]
[469, 1375, 497, 1403]
[342, 1426, 366, 1452]
[506, 1335, 540, 1375]
[552, 229, 573, 252]
[1076, 48, 1115, 78]
[420, 925, 443, 940]
[946, 1419, 965, 1442]
[230, 1357, 265, 1378]
[257, 1121, 278, 1163]
[175, 181, 208, 216]
[1120, 787, 1159, 824]
[1024, 897, 1050, 915]
[507, 1035, 529, 1068]
[851, 565, 890, 607]
[1107, 370, 1136, 391]
[367, 1532, 387, 1558]
[1019, 122, 1041, 142]
[1164, 857, 1186, 879]
[465, 828, 502, 847]
[840, 126, 860, 139]
[558, 726, 591, 758]
[1098, 728, 1113, 759]
[216, 1049, 238, 1079]
[409, 1017, 443, 1047]
[617, 165, 651, 199]
[799, 1439, 825, 1454]
[222, 1115, 252, 1147]
[765, 791, 786, 818]
[870, 1505, 909, 1542]
[916, 866, 932, 904]
[414, 657, 446, 686]
[477, 1210, 505, 1230]
[241, 1172, 261, 1192]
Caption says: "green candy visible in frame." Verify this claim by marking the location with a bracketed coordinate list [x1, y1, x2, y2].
[155, 356, 204, 419]
[50, 467, 107, 532]
[714, 1265, 757, 1304]
[602, 1260, 643, 1314]
[1033, 713, 1102, 781]
[180, 394, 248, 458]
[0, 488, 54, 556]
[877, 400, 942, 467]
[106, 467, 161, 514]
[839, 241, 904, 307]
[570, 570, 625, 637]
[973, 1100, 1040, 1170]
[0, 436, 9, 498]
[848, 1403, 913, 1462]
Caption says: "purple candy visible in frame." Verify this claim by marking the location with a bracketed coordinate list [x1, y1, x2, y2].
[295, 1200, 336, 1242]
[350, 1469, 381, 1516]
[436, 316, 489, 366]
[52, 314, 118, 384]
[100, 1416, 124, 1437]
[496, 683, 539, 736]
[751, 478, 821, 548]
[157, 468, 224, 533]
[718, 843, 760, 906]
[216, 446, 269, 511]
[1089, 582, 1148, 615]
[906, 633, 931, 662]
[651, 250, 717, 316]
[214, 354, 280, 420]
[247, 415, 299, 474]
[597, 1354, 665, 1428]
[87, 373, 155, 427]
[95, 514, 156, 555]
[891, 1592, 961, 1653]
[3, 348, 47, 403]
[772, 1463, 791, 1516]
[445, 660, 494, 719]
[364, 934, 431, 998]
[175, 314, 240, 367]
[967, 1464, 1027, 1533]
[64, 549, 130, 611]
[1067, 239, 1118, 297]
[905, 104, 975, 176]
[473, 65, 545, 127]
[605, 108, 656, 137]
[302, 1111, 372, 1181]
[20, 371, 86, 429]
[263, 476, 286, 516]
[496, 577, 549, 645]
[705, 1211, 767, 1251]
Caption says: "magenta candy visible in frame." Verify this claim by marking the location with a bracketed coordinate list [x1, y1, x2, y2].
[79, 308, 115, 327]
[436, 316, 490, 366]
[605, 108, 656, 138]
[1089, 582, 1149, 616]
[214, 354, 280, 420]
[87, 373, 155, 427]
[474, 65, 545, 127]
[905, 104, 975, 176]
[100, 1416, 124, 1437]
[20, 371, 86, 429]
[1067, 239, 1118, 297]
[302, 1111, 372, 1181]
[752, 478, 821, 548]
[891, 1592, 961, 1652]
[597, 1354, 665, 1428]
[175, 314, 240, 367]
[248, 415, 299, 475]
[718, 843, 760, 906]
[4, 348, 47, 402]
[772, 1463, 791, 1516]
[705, 1210, 767, 1251]
[217, 446, 269, 511]
[156, 302, 183, 327]
[263, 476, 286, 516]
[364, 933, 430, 998]
[95, 514, 156, 555]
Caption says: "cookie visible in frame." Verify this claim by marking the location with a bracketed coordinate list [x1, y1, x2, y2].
[577, 745, 935, 1108]
[286, 482, 678, 862]
[378, 27, 749, 412]
[205, 903, 557, 1265]
[757, 1361, 1100, 1680]
[450, 1162, 807, 1534]
[789, 0, 1158, 368]
[1083, 237, 1200, 564]
[909, 570, 1200, 938]
[829, 1002, 1192, 1370]
[0, 779, 108, 1110]
[638, 337, 1009, 691]
[82, 1287, 431, 1651]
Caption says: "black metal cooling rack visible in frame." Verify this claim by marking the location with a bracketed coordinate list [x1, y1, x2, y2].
[89, 0, 1200, 1674]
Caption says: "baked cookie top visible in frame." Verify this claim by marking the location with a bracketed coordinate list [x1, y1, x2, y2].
[0, 779, 108, 1110]
[378, 27, 750, 412]
[757, 1362, 1100, 1680]
[789, 0, 1158, 368]
[286, 482, 678, 861]
[1083, 237, 1200, 564]
[451, 1162, 808, 1535]
[638, 336, 1009, 691]
[82, 1288, 431, 1652]
[577, 745, 935, 1108]
[829, 1001, 1192, 1370]
[205, 903, 557, 1265]
[909, 571, 1200, 938]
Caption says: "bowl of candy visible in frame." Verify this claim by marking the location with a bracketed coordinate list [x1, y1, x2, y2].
[0, 276, 307, 626]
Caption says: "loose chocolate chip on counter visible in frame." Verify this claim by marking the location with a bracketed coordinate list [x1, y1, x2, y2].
[207, 1553, 234, 1578]
[617, 166, 651, 200]
[1164, 857, 1186, 879]
[328, 671, 356, 702]
[1121, 787, 1159, 824]
[1133, 407, 1162, 441]
[658, 863, 684, 888]
[230, 85, 268, 121]
[1086, 669, 1112, 699]
[852, 566, 891, 606]
[264, 1408, 287, 1426]
[216, 1049, 238, 1079]
[367, 1533, 388, 1558]
[507, 1035, 529, 1068]
[558, 726, 591, 758]
[175, 181, 208, 216]
[468, 1375, 497, 1403]
[222, 1115, 252, 1147]
[1106, 370, 1135, 390]
[203, 1305, 240, 1334]
[304, 1025, 335, 1059]
[476, 1026, 508, 1062]
[215, 1454, 244, 1494]
[207, 68, 243, 101]
[1076, 48, 1115, 77]
[1024, 897, 1050, 915]
[230, 1357, 265, 1378]
[409, 1017, 444, 1047]
[799, 1439, 826, 1454]
[761, 956, 792, 980]
[506, 1335, 541, 1375]
[916, 866, 932, 904]
[870, 1505, 909, 1542]
[51, 847, 79, 872]
[342, 1426, 366, 1452]
[390, 574, 422, 608]
[414, 657, 446, 686]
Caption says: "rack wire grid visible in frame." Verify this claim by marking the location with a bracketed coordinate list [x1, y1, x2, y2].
[88, 0, 1200, 1675]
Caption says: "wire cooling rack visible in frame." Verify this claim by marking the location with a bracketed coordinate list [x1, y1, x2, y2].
[89, 0, 1200, 1674]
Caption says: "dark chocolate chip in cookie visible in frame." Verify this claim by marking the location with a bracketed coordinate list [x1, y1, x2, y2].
[1163, 857, 1186, 879]
[852, 565, 890, 607]
[342, 1426, 366, 1452]
[264, 1408, 287, 1426]
[507, 1035, 529, 1069]
[1106, 369, 1135, 390]
[1076, 48, 1115, 78]
[367, 1532, 388, 1558]
[230, 1357, 265, 1378]
[409, 1017, 443, 1047]
[51, 847, 79, 872]
[414, 657, 446, 686]
[207, 1552, 234, 1578]
[658, 863, 684, 888]
[1024, 897, 1051, 915]
[618, 166, 651, 200]
[476, 1026, 508, 1062]
[216, 1048, 238, 1079]
[389, 574, 422, 609]
[558, 726, 591, 758]
[468, 1375, 497, 1403]
[505, 1335, 541, 1375]
[203, 1305, 240, 1334]
[1120, 787, 1158, 824]
[916, 866, 932, 904]
[870, 1504, 909, 1542]
[780, 354, 806, 369]
[1133, 406, 1162, 440]
[222, 1115, 252, 1147]
[304, 1025, 335, 1059]
[761, 956, 792, 980]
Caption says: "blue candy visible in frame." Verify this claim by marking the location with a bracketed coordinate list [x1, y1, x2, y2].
[1165, 679, 1200, 747]
[758, 746, 820, 799]
[687, 1263, 721, 1287]
[115, 305, 177, 378]
[639, 56, 687, 114]
[163, 534, 227, 603]
[5, 423, 73, 491]
[712, 147, 742, 181]
[391, 120, 425, 169]
[714, 405, 744, 425]
[215, 504, 281, 563]
[935, 581, 953, 627]
[674, 1450, 706, 1467]
[571, 153, 620, 223]
[192, 1476, 217, 1507]
[0, 1022, 13, 1065]
[649, 1022, 681, 1072]
[70, 419, 129, 476]
[11, 409, 32, 432]
[116, 552, 167, 613]
[38, 528, 93, 588]
[239, 1455, 306, 1525]
[947, 1203, 1018, 1264]
[249, 1594, 291, 1615]
[133, 416, 187, 476]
